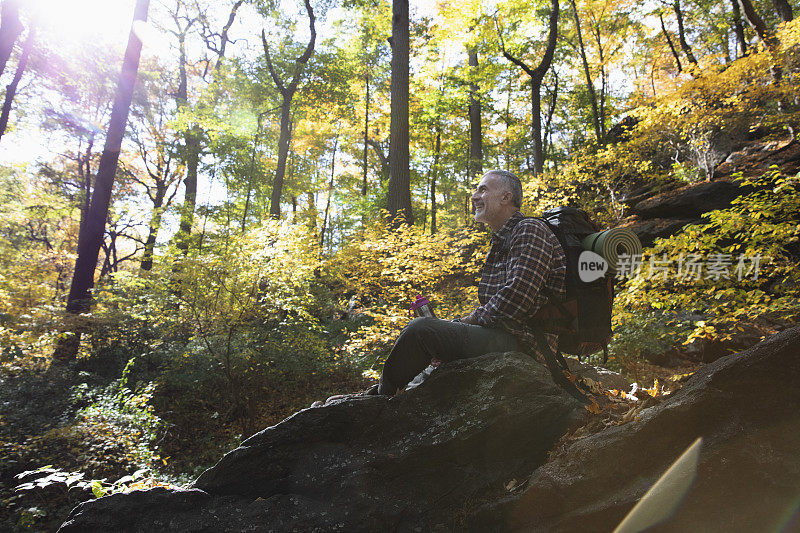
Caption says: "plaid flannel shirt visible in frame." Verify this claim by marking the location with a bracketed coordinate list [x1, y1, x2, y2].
[473, 211, 566, 351]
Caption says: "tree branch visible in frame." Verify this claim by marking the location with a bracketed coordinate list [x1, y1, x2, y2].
[261, 30, 286, 94]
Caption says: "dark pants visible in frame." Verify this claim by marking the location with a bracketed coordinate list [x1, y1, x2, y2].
[377, 317, 519, 395]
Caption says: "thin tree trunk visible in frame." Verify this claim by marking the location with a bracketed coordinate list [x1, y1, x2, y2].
[320, 136, 337, 249]
[387, 0, 413, 226]
[431, 126, 440, 235]
[737, 0, 783, 83]
[497, 0, 559, 176]
[77, 137, 94, 236]
[263, 0, 316, 219]
[673, 0, 698, 66]
[306, 191, 316, 229]
[269, 99, 292, 218]
[173, 0, 243, 253]
[772, 0, 793, 22]
[422, 170, 428, 234]
[737, 0, 771, 43]
[174, 28, 198, 255]
[468, 47, 482, 181]
[569, 0, 601, 143]
[591, 23, 607, 139]
[141, 205, 163, 271]
[362, 71, 369, 196]
[730, 0, 747, 57]
[543, 72, 558, 158]
[660, 13, 683, 72]
[178, 129, 200, 250]
[53, 0, 150, 361]
[0, 0, 22, 78]
[0, 23, 32, 142]
[242, 113, 262, 231]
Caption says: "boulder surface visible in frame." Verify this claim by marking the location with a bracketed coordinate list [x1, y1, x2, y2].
[58, 326, 800, 532]
[470, 325, 800, 532]
[59, 352, 583, 532]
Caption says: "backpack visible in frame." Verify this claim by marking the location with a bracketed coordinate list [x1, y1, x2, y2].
[532, 207, 614, 363]
[507, 207, 615, 404]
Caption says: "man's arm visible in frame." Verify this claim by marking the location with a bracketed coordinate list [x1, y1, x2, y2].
[470, 220, 555, 327]
[458, 313, 479, 325]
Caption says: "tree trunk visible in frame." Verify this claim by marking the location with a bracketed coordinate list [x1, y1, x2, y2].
[530, 83, 543, 174]
[53, 0, 150, 361]
[772, 0, 793, 22]
[387, 0, 413, 226]
[730, 0, 748, 57]
[306, 191, 316, 229]
[673, 0, 698, 66]
[77, 138, 95, 236]
[737, 0, 771, 43]
[0, 0, 22, 78]
[498, 0, 559, 176]
[504, 72, 511, 167]
[591, 23, 607, 139]
[320, 137, 337, 249]
[431, 126, 440, 235]
[242, 113, 262, 230]
[263, 0, 316, 219]
[140, 205, 163, 271]
[176, 128, 200, 251]
[173, 1, 243, 252]
[362, 71, 369, 196]
[659, 13, 683, 72]
[468, 47, 482, 181]
[269, 98, 292, 218]
[569, 0, 601, 143]
[174, 29, 199, 255]
[543, 72, 558, 158]
[0, 23, 32, 142]
[737, 0, 782, 82]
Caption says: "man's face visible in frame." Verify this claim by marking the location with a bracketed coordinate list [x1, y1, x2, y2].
[472, 173, 511, 229]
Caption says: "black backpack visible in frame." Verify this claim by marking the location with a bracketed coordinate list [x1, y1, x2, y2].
[511, 207, 615, 404]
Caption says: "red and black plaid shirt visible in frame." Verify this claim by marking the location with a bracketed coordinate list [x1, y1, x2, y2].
[473, 211, 566, 351]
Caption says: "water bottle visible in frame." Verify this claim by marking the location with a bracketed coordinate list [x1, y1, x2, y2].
[410, 295, 436, 318]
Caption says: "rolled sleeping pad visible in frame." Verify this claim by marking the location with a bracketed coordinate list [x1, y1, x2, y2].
[582, 228, 642, 272]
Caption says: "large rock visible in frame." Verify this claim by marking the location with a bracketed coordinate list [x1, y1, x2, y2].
[470, 325, 800, 532]
[630, 180, 743, 219]
[59, 352, 584, 532]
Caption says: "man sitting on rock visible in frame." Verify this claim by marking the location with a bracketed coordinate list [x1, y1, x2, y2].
[376, 169, 567, 395]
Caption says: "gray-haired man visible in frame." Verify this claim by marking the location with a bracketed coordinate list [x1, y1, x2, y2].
[376, 170, 566, 395]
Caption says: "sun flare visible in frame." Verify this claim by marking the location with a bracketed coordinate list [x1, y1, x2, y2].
[29, 0, 138, 46]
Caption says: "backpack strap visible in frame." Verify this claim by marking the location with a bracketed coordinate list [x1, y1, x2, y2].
[538, 285, 574, 328]
[530, 327, 590, 405]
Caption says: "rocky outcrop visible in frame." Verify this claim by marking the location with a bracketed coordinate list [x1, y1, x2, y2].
[59, 352, 585, 532]
[58, 325, 800, 532]
[621, 138, 799, 247]
[470, 325, 800, 532]
[629, 180, 742, 219]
